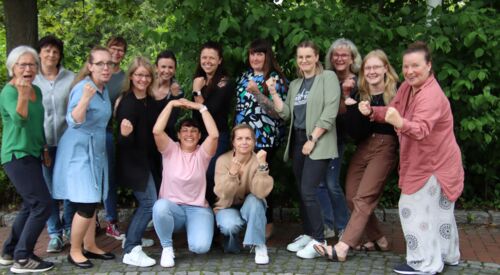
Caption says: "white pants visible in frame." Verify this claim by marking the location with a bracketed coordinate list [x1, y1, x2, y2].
[398, 175, 460, 273]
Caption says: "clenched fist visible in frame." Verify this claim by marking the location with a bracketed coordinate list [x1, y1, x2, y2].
[120, 118, 134, 137]
[385, 107, 403, 129]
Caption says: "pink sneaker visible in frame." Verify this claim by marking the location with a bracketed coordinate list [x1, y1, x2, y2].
[106, 223, 125, 240]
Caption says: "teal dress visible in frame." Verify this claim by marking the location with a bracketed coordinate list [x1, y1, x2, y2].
[52, 77, 112, 203]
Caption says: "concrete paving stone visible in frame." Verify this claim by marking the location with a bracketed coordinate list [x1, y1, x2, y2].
[125, 272, 139, 275]
[483, 262, 500, 268]
[488, 210, 500, 226]
[467, 210, 491, 224]
[157, 272, 174, 275]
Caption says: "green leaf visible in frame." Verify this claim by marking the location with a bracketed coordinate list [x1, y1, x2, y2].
[474, 48, 484, 58]
[464, 32, 476, 47]
[396, 26, 408, 37]
[218, 18, 229, 34]
[478, 71, 487, 81]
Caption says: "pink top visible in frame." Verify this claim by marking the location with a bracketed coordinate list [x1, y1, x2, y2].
[372, 75, 464, 201]
[158, 139, 213, 207]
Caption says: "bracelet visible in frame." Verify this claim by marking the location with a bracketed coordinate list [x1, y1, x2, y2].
[193, 90, 201, 97]
[199, 105, 208, 113]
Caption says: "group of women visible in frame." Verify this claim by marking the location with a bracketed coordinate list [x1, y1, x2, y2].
[0, 34, 463, 275]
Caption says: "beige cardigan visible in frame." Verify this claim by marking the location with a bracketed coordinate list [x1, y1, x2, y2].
[213, 151, 273, 212]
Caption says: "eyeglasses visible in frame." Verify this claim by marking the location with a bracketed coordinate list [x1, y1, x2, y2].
[333, 54, 351, 60]
[91, 62, 116, 68]
[133, 73, 152, 80]
[16, 63, 37, 69]
[109, 47, 125, 54]
[364, 65, 385, 71]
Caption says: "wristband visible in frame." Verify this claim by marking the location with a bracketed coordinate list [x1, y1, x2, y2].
[193, 91, 202, 97]
[199, 105, 208, 113]
[307, 134, 318, 143]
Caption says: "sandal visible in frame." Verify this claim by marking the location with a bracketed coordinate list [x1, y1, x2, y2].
[313, 243, 347, 262]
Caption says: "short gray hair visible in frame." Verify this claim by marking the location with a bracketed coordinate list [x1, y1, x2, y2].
[6, 46, 40, 77]
[324, 38, 362, 73]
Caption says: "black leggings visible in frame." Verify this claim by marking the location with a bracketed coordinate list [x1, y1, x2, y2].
[70, 202, 98, 219]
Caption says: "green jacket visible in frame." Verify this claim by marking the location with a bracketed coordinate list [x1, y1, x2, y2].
[277, 70, 340, 161]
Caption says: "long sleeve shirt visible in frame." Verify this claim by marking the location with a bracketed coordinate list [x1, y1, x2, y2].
[213, 151, 273, 212]
[372, 75, 464, 201]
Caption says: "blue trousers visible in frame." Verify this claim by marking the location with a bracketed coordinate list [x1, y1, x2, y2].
[153, 198, 214, 254]
[215, 194, 267, 253]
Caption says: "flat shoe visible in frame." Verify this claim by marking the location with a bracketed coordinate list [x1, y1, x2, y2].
[313, 243, 346, 262]
[67, 254, 93, 269]
[83, 250, 115, 260]
[374, 242, 390, 252]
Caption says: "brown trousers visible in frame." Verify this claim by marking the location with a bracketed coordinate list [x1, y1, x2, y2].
[340, 133, 397, 247]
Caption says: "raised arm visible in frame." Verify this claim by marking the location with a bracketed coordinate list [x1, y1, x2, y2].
[153, 99, 181, 152]
[71, 83, 97, 124]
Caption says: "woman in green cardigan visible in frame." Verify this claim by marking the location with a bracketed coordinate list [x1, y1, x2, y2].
[0, 46, 54, 273]
[266, 40, 341, 259]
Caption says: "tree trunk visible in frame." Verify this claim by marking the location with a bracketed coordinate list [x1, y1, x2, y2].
[3, 0, 38, 55]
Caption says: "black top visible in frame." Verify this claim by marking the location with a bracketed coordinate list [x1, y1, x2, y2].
[115, 92, 162, 192]
[154, 92, 184, 141]
[192, 78, 235, 138]
[343, 93, 396, 144]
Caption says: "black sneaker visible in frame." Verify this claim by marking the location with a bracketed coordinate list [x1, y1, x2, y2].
[10, 256, 54, 273]
[393, 263, 436, 275]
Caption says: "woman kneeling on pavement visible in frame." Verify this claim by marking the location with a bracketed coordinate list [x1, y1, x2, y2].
[214, 124, 274, 265]
[152, 99, 218, 268]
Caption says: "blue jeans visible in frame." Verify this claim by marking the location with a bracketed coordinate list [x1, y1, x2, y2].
[124, 173, 157, 253]
[215, 194, 267, 253]
[42, 146, 75, 238]
[104, 129, 118, 222]
[153, 198, 214, 254]
[317, 142, 350, 231]
[206, 131, 229, 206]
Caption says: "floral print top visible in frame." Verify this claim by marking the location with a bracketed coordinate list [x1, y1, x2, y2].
[234, 69, 287, 148]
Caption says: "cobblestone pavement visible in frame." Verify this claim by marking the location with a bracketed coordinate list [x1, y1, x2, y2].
[0, 222, 499, 274]
[1, 247, 499, 274]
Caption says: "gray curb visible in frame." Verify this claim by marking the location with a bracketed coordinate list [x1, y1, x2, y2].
[0, 207, 499, 227]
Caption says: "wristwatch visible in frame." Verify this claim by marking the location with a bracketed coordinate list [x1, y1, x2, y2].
[307, 134, 318, 143]
[193, 91, 202, 97]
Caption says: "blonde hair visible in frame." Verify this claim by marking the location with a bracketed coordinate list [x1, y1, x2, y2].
[122, 56, 155, 97]
[71, 46, 110, 89]
[296, 41, 323, 78]
[231, 124, 256, 150]
[358, 49, 398, 105]
[324, 38, 362, 73]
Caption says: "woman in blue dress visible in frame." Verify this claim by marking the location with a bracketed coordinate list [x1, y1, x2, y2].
[53, 46, 115, 269]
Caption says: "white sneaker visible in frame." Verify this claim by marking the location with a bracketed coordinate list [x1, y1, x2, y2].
[296, 239, 325, 259]
[286, 235, 313, 252]
[121, 237, 155, 248]
[254, 244, 269, 265]
[324, 227, 336, 238]
[160, 247, 175, 268]
[122, 245, 156, 267]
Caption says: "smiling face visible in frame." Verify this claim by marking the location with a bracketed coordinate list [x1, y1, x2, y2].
[363, 56, 387, 88]
[131, 66, 152, 94]
[402, 51, 431, 90]
[200, 48, 221, 76]
[249, 51, 266, 74]
[297, 46, 319, 77]
[13, 53, 38, 84]
[331, 47, 353, 73]
[39, 45, 61, 69]
[108, 44, 126, 65]
[232, 128, 255, 156]
[178, 125, 201, 151]
[88, 50, 113, 86]
[156, 58, 176, 82]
